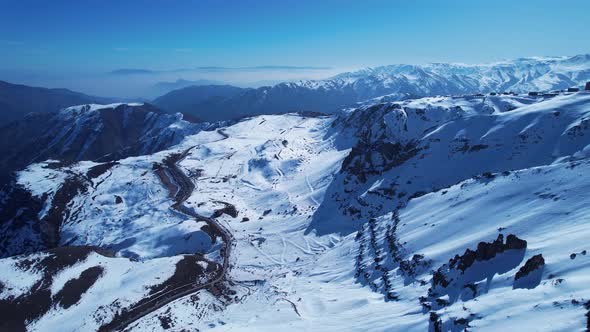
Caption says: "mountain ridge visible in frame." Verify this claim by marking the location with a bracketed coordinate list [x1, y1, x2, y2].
[0, 102, 216, 184]
[0, 80, 113, 125]
[153, 54, 590, 121]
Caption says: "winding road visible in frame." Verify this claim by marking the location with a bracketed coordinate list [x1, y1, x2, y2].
[100, 140, 234, 331]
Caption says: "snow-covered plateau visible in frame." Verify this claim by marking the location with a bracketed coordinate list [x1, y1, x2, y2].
[2, 90, 590, 331]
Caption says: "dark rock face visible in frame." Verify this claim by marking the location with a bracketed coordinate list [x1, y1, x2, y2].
[86, 161, 119, 179]
[445, 234, 527, 274]
[505, 234, 527, 250]
[0, 178, 46, 257]
[337, 103, 420, 183]
[515, 254, 545, 280]
[54, 266, 104, 309]
[0, 165, 88, 258]
[586, 81, 590, 91]
[429, 312, 443, 332]
[513, 254, 545, 289]
[211, 202, 238, 219]
[341, 141, 419, 183]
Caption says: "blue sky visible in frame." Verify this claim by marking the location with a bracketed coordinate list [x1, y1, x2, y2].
[1, 0, 589, 97]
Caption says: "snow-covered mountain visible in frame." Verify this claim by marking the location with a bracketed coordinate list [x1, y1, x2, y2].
[2, 89, 590, 331]
[334, 54, 590, 96]
[0, 102, 215, 183]
[154, 55, 590, 121]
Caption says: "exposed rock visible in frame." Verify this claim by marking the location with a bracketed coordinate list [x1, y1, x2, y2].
[506, 234, 527, 250]
[0, 179, 45, 257]
[447, 234, 526, 273]
[513, 254, 545, 289]
[211, 202, 238, 218]
[341, 141, 419, 183]
[515, 254, 545, 280]
[429, 312, 442, 332]
[87, 161, 119, 179]
[425, 234, 527, 310]
[54, 266, 104, 309]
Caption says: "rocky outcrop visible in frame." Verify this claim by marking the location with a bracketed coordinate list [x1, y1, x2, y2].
[341, 141, 419, 183]
[445, 234, 527, 274]
[513, 254, 545, 289]
[211, 201, 239, 219]
[424, 234, 527, 310]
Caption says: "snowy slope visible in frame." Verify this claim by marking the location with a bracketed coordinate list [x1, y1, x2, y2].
[1, 91, 590, 331]
[125, 92, 590, 332]
[130, 160, 590, 332]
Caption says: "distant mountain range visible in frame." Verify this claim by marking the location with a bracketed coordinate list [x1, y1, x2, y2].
[0, 80, 112, 125]
[2, 55, 589, 125]
[153, 85, 245, 121]
[153, 54, 590, 121]
[151, 78, 226, 95]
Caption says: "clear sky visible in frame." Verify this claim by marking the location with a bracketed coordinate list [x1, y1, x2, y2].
[1, 0, 589, 98]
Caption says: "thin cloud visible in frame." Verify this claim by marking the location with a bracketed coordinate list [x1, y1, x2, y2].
[109, 68, 157, 75]
[196, 65, 332, 72]
[252, 65, 332, 70]
[108, 65, 332, 75]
